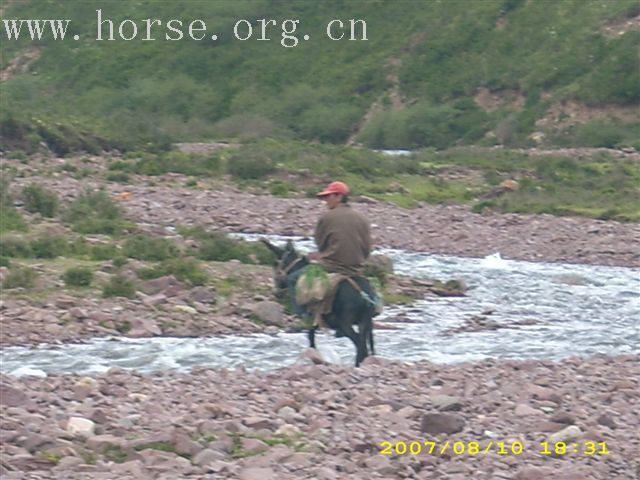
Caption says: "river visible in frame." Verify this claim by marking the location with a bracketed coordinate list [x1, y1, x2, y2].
[2, 236, 638, 376]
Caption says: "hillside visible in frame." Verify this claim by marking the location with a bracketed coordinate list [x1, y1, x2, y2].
[1, 0, 639, 153]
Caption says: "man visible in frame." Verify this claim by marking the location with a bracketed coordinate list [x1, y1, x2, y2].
[308, 181, 372, 276]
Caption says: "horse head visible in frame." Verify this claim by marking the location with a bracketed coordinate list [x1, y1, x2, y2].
[261, 239, 307, 291]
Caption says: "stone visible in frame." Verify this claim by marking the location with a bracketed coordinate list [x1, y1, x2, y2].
[240, 438, 268, 455]
[514, 404, 541, 416]
[127, 317, 162, 337]
[174, 305, 197, 314]
[192, 448, 227, 466]
[238, 467, 276, 480]
[430, 394, 463, 411]
[66, 417, 95, 437]
[420, 413, 465, 435]
[243, 416, 274, 430]
[142, 275, 181, 295]
[0, 384, 28, 407]
[549, 425, 583, 444]
[250, 301, 284, 326]
[597, 412, 617, 429]
[515, 466, 554, 480]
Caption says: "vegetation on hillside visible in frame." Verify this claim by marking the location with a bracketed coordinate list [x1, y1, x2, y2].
[1, 0, 638, 152]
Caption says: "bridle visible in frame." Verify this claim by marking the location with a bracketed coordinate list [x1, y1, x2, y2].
[274, 251, 305, 290]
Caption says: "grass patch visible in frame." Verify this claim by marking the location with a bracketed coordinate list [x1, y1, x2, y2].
[122, 234, 180, 261]
[2, 265, 38, 289]
[137, 257, 208, 286]
[62, 266, 93, 287]
[63, 189, 131, 235]
[22, 184, 59, 217]
[102, 275, 136, 298]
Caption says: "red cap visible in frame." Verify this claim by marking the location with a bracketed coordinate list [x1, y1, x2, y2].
[316, 181, 349, 198]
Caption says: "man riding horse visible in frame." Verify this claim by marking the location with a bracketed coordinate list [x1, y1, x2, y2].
[268, 181, 377, 366]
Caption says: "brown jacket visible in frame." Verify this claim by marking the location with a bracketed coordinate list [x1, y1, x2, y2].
[314, 203, 371, 276]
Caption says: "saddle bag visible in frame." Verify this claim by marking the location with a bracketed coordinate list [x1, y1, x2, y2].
[295, 265, 331, 306]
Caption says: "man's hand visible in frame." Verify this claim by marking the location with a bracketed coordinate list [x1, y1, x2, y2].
[307, 252, 322, 261]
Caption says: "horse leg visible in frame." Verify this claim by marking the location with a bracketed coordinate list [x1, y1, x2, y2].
[308, 325, 317, 349]
[363, 316, 374, 356]
[342, 324, 367, 367]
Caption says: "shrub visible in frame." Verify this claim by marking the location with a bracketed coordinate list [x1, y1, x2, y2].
[30, 235, 68, 258]
[227, 152, 275, 180]
[102, 275, 136, 298]
[22, 184, 59, 217]
[105, 172, 130, 183]
[62, 266, 93, 287]
[0, 237, 33, 257]
[122, 235, 179, 261]
[112, 256, 128, 268]
[0, 178, 26, 233]
[2, 265, 37, 289]
[89, 243, 119, 261]
[0, 256, 10, 267]
[64, 189, 128, 235]
[197, 232, 275, 265]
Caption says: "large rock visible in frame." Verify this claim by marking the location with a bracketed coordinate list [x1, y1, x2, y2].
[430, 394, 463, 412]
[141, 275, 183, 295]
[250, 301, 284, 326]
[420, 413, 465, 435]
[66, 417, 95, 438]
[549, 425, 582, 444]
[127, 317, 162, 337]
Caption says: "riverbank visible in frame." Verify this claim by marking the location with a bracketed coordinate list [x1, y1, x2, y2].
[1, 354, 637, 479]
[8, 173, 640, 268]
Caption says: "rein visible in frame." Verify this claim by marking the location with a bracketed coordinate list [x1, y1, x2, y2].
[274, 255, 305, 290]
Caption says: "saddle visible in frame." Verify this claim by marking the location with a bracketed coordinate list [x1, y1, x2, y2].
[295, 267, 382, 328]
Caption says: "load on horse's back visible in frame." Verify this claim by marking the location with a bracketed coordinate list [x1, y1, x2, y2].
[262, 239, 380, 366]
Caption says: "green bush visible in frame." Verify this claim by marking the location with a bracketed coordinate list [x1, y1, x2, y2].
[227, 152, 276, 180]
[112, 256, 128, 268]
[122, 235, 179, 261]
[0, 178, 26, 234]
[102, 275, 136, 298]
[22, 184, 59, 217]
[0, 236, 33, 257]
[196, 233, 273, 264]
[30, 235, 68, 258]
[2, 265, 37, 289]
[0, 256, 10, 267]
[62, 266, 93, 287]
[105, 172, 130, 183]
[89, 243, 119, 261]
[63, 189, 128, 235]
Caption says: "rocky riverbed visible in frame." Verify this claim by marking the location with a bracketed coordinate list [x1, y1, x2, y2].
[9, 172, 640, 268]
[1, 353, 638, 480]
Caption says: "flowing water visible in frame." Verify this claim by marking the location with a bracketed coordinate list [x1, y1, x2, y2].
[2, 236, 638, 377]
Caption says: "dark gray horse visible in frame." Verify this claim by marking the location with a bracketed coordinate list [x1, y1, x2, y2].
[262, 239, 375, 366]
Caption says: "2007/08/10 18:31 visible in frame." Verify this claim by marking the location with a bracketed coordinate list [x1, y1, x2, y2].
[379, 440, 610, 456]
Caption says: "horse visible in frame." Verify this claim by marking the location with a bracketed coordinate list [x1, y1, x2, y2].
[261, 239, 375, 367]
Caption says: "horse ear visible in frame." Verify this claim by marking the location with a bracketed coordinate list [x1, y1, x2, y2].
[261, 239, 284, 258]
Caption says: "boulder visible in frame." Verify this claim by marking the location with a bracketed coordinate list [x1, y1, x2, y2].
[66, 417, 95, 438]
[250, 301, 284, 326]
[420, 413, 465, 435]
